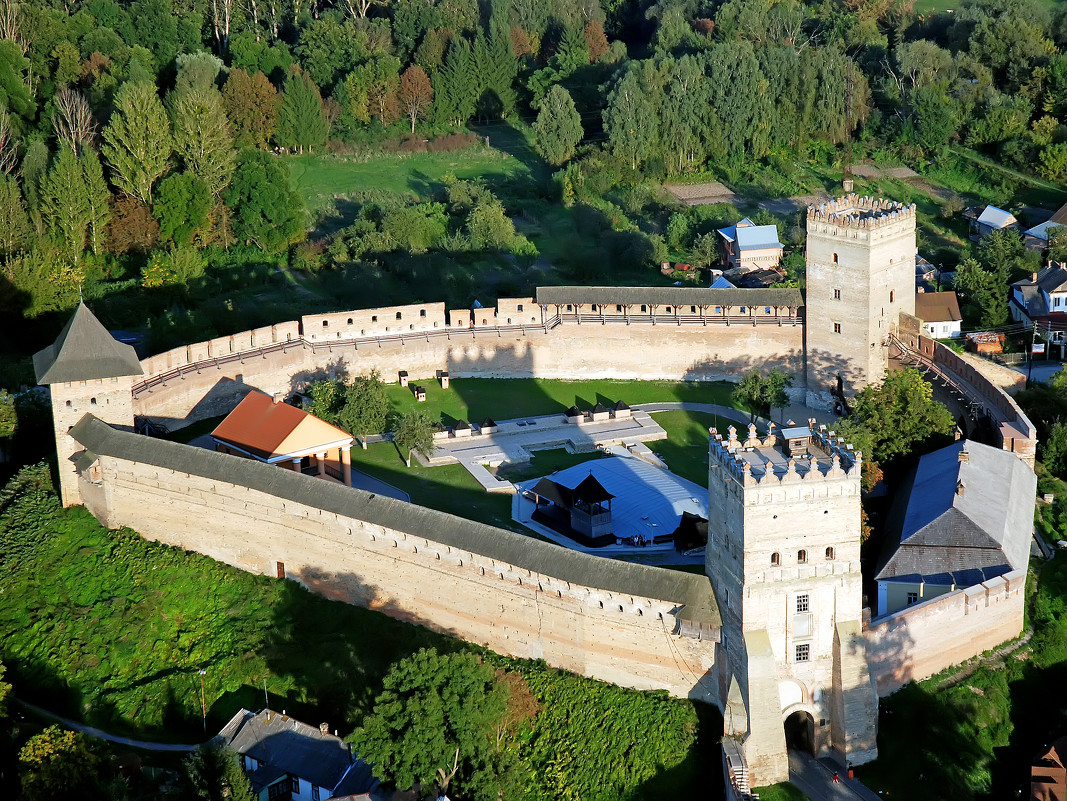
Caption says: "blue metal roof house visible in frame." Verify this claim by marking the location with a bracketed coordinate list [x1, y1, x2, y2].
[875, 440, 1035, 617]
[716, 218, 784, 271]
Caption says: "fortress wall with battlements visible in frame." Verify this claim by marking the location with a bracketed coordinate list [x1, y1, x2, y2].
[76, 445, 722, 702]
[864, 569, 1026, 696]
[133, 315, 806, 429]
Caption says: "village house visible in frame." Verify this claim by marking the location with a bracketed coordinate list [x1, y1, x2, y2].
[216, 708, 380, 801]
[964, 205, 1019, 240]
[875, 440, 1035, 617]
[211, 391, 355, 486]
[1032, 735, 1067, 801]
[914, 291, 962, 339]
[1010, 265, 1067, 347]
[716, 217, 784, 271]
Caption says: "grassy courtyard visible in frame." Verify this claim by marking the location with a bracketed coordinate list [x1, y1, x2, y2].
[383, 377, 737, 425]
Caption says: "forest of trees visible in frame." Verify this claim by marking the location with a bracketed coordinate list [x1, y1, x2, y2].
[0, 0, 1063, 328]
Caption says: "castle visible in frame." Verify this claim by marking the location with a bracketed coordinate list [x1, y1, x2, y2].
[33, 196, 1034, 788]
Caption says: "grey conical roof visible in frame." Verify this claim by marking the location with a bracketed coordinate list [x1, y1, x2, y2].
[33, 302, 144, 384]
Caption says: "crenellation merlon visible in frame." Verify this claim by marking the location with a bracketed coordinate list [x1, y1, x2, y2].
[806, 194, 917, 229]
[708, 421, 861, 486]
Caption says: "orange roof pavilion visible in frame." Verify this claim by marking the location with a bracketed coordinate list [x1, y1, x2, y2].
[211, 391, 354, 484]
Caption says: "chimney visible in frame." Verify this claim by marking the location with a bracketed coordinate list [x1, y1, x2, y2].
[1033, 272, 1039, 282]
[956, 479, 965, 497]
[273, 392, 284, 404]
[320, 723, 329, 735]
[958, 446, 969, 464]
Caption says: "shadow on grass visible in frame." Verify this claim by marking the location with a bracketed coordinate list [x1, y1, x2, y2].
[628, 701, 726, 801]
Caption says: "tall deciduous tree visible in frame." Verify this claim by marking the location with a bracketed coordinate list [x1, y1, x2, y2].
[153, 173, 212, 246]
[391, 409, 437, 466]
[398, 65, 433, 133]
[81, 150, 112, 257]
[276, 69, 328, 153]
[849, 367, 955, 461]
[337, 370, 390, 447]
[169, 87, 237, 197]
[732, 368, 793, 422]
[18, 726, 102, 801]
[40, 147, 90, 264]
[0, 174, 28, 257]
[533, 85, 583, 166]
[221, 68, 280, 149]
[102, 80, 172, 205]
[51, 88, 96, 156]
[603, 68, 658, 170]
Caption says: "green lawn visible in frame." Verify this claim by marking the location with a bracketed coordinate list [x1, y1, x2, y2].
[493, 447, 610, 483]
[648, 410, 750, 488]
[751, 783, 810, 801]
[288, 125, 547, 218]
[348, 440, 521, 531]
[383, 377, 738, 425]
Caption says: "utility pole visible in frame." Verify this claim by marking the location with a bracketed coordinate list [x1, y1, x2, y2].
[1028, 322, 1038, 386]
[199, 669, 207, 733]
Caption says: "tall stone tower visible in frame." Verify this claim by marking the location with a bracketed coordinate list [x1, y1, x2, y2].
[707, 421, 877, 786]
[805, 195, 917, 397]
[33, 302, 143, 507]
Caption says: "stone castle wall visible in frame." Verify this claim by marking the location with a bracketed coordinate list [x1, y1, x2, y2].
[864, 569, 1026, 696]
[73, 426, 722, 703]
[134, 310, 806, 430]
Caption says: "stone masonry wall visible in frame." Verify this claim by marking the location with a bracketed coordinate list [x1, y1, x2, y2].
[864, 569, 1026, 696]
[80, 454, 722, 702]
[134, 322, 806, 430]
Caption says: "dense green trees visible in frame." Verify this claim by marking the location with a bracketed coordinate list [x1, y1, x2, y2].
[276, 70, 328, 153]
[224, 150, 306, 253]
[350, 649, 514, 799]
[732, 368, 794, 422]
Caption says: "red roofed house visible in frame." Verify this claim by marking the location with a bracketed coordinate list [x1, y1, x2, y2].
[914, 291, 962, 339]
[1032, 736, 1067, 801]
[211, 390, 354, 486]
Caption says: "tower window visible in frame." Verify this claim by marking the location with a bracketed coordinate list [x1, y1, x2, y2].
[833, 322, 842, 334]
[616, 305, 622, 312]
[890, 290, 895, 303]
[396, 312, 402, 320]
[771, 552, 780, 566]
[832, 253, 838, 264]
[517, 304, 523, 312]
[798, 549, 808, 564]
[372, 315, 378, 323]
[796, 644, 810, 662]
[825, 546, 835, 560]
[65, 400, 72, 408]
[641, 305, 647, 312]
[90, 398, 97, 406]
[347, 318, 353, 325]
[420, 309, 427, 317]
[796, 594, 809, 613]
[322, 320, 328, 327]
[833, 288, 841, 300]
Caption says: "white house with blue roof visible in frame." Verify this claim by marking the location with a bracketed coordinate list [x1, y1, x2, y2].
[874, 440, 1035, 617]
[716, 217, 784, 271]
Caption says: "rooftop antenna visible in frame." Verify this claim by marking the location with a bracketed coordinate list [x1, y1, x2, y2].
[842, 72, 855, 193]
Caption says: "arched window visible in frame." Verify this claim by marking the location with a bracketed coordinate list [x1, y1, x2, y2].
[90, 398, 97, 406]
[65, 400, 72, 408]
[347, 318, 353, 325]
[832, 253, 838, 264]
[396, 311, 402, 320]
[797, 549, 807, 564]
[826, 546, 835, 560]
[771, 552, 781, 566]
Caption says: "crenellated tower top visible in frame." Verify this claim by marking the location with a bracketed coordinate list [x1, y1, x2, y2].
[708, 420, 862, 488]
[806, 194, 917, 230]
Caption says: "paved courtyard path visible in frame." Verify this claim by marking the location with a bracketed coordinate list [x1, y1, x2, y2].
[788, 751, 882, 801]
